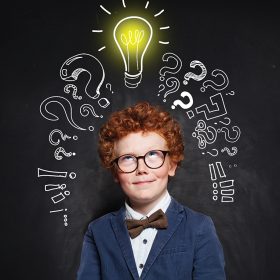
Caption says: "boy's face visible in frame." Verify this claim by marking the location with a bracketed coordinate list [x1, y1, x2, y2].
[113, 131, 177, 211]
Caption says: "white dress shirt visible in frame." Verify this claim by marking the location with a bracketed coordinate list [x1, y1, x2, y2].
[125, 191, 171, 276]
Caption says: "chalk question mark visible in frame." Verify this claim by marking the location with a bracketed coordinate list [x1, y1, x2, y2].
[183, 60, 207, 85]
[218, 126, 241, 143]
[60, 53, 105, 100]
[64, 84, 81, 100]
[218, 117, 231, 126]
[159, 53, 182, 81]
[48, 129, 78, 146]
[221, 146, 238, 156]
[226, 90, 235, 96]
[192, 119, 217, 149]
[80, 104, 103, 118]
[158, 84, 165, 94]
[40, 96, 86, 131]
[171, 91, 193, 110]
[162, 77, 180, 102]
[54, 147, 76, 160]
[202, 149, 219, 157]
[106, 83, 113, 93]
[201, 69, 229, 92]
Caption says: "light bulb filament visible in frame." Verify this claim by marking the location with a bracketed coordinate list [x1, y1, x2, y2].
[120, 29, 145, 71]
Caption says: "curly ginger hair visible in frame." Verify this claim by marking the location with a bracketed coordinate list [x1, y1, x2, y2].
[98, 101, 184, 169]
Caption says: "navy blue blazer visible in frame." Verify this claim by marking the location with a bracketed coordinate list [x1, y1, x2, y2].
[77, 198, 226, 279]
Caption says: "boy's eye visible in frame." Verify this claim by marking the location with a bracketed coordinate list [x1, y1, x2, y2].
[119, 155, 135, 163]
[147, 150, 160, 157]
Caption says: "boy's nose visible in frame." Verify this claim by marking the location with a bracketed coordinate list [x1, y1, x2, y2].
[136, 158, 149, 174]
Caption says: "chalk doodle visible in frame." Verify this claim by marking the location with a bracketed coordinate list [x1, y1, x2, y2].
[220, 179, 234, 188]
[212, 181, 234, 202]
[212, 182, 219, 201]
[40, 96, 86, 131]
[192, 120, 240, 149]
[154, 8, 165, 17]
[54, 147, 76, 161]
[183, 60, 207, 85]
[45, 184, 67, 191]
[64, 214, 68, 227]
[162, 77, 180, 102]
[214, 117, 231, 126]
[159, 52, 182, 82]
[98, 98, 110, 108]
[40, 178, 72, 225]
[99, 4, 111, 15]
[37, 168, 76, 179]
[51, 191, 70, 204]
[49, 206, 68, 227]
[209, 162, 226, 181]
[171, 91, 193, 110]
[209, 163, 234, 202]
[158, 84, 165, 94]
[202, 149, 219, 157]
[218, 126, 241, 143]
[49, 129, 78, 146]
[60, 53, 105, 100]
[226, 90, 235, 96]
[80, 104, 103, 118]
[106, 83, 114, 93]
[192, 120, 218, 149]
[221, 146, 238, 156]
[200, 69, 229, 92]
[64, 84, 81, 100]
[219, 179, 235, 202]
[194, 93, 227, 120]
[50, 208, 67, 214]
[158, 53, 182, 101]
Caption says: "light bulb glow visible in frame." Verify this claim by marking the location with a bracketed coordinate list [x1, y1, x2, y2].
[113, 16, 153, 88]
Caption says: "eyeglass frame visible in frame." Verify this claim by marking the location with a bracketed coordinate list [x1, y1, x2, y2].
[111, 150, 170, 173]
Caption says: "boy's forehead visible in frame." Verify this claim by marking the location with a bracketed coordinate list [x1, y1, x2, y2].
[114, 131, 168, 155]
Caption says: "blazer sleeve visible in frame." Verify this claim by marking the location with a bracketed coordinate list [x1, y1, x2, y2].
[192, 216, 226, 280]
[77, 225, 101, 280]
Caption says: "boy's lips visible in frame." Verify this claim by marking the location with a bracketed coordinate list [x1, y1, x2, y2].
[133, 179, 155, 185]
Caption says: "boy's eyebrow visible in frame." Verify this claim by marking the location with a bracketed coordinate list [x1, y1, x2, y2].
[117, 147, 168, 157]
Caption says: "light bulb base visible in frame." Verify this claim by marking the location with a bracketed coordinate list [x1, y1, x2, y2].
[124, 72, 142, 88]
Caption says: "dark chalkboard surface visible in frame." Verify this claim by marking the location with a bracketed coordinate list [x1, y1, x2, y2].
[3, 1, 280, 279]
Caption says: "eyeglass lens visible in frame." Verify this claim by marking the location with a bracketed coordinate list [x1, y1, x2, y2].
[118, 150, 166, 172]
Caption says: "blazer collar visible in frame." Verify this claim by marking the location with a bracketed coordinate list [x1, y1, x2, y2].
[110, 206, 139, 279]
[141, 197, 184, 279]
[110, 197, 184, 280]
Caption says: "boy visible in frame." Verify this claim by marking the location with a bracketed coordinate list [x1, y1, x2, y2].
[77, 101, 226, 279]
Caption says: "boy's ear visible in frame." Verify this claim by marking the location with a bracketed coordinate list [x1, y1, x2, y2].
[168, 161, 177, 177]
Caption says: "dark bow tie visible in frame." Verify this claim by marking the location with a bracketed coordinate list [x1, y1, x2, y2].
[125, 209, 168, 239]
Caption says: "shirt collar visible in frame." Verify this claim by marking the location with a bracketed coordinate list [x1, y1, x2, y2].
[125, 191, 171, 220]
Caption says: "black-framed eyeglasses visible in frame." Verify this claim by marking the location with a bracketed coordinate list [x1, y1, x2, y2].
[111, 150, 169, 173]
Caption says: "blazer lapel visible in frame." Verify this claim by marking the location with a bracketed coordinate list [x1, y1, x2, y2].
[110, 207, 139, 280]
[140, 198, 185, 279]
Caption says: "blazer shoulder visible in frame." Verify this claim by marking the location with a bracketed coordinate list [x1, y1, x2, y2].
[171, 198, 210, 219]
[87, 207, 124, 232]
[183, 205, 217, 236]
[184, 205, 210, 219]
[172, 199, 214, 231]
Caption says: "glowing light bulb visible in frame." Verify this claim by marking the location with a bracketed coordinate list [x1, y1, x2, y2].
[113, 16, 153, 88]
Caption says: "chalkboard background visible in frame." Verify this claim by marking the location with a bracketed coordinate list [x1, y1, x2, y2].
[3, 1, 280, 279]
